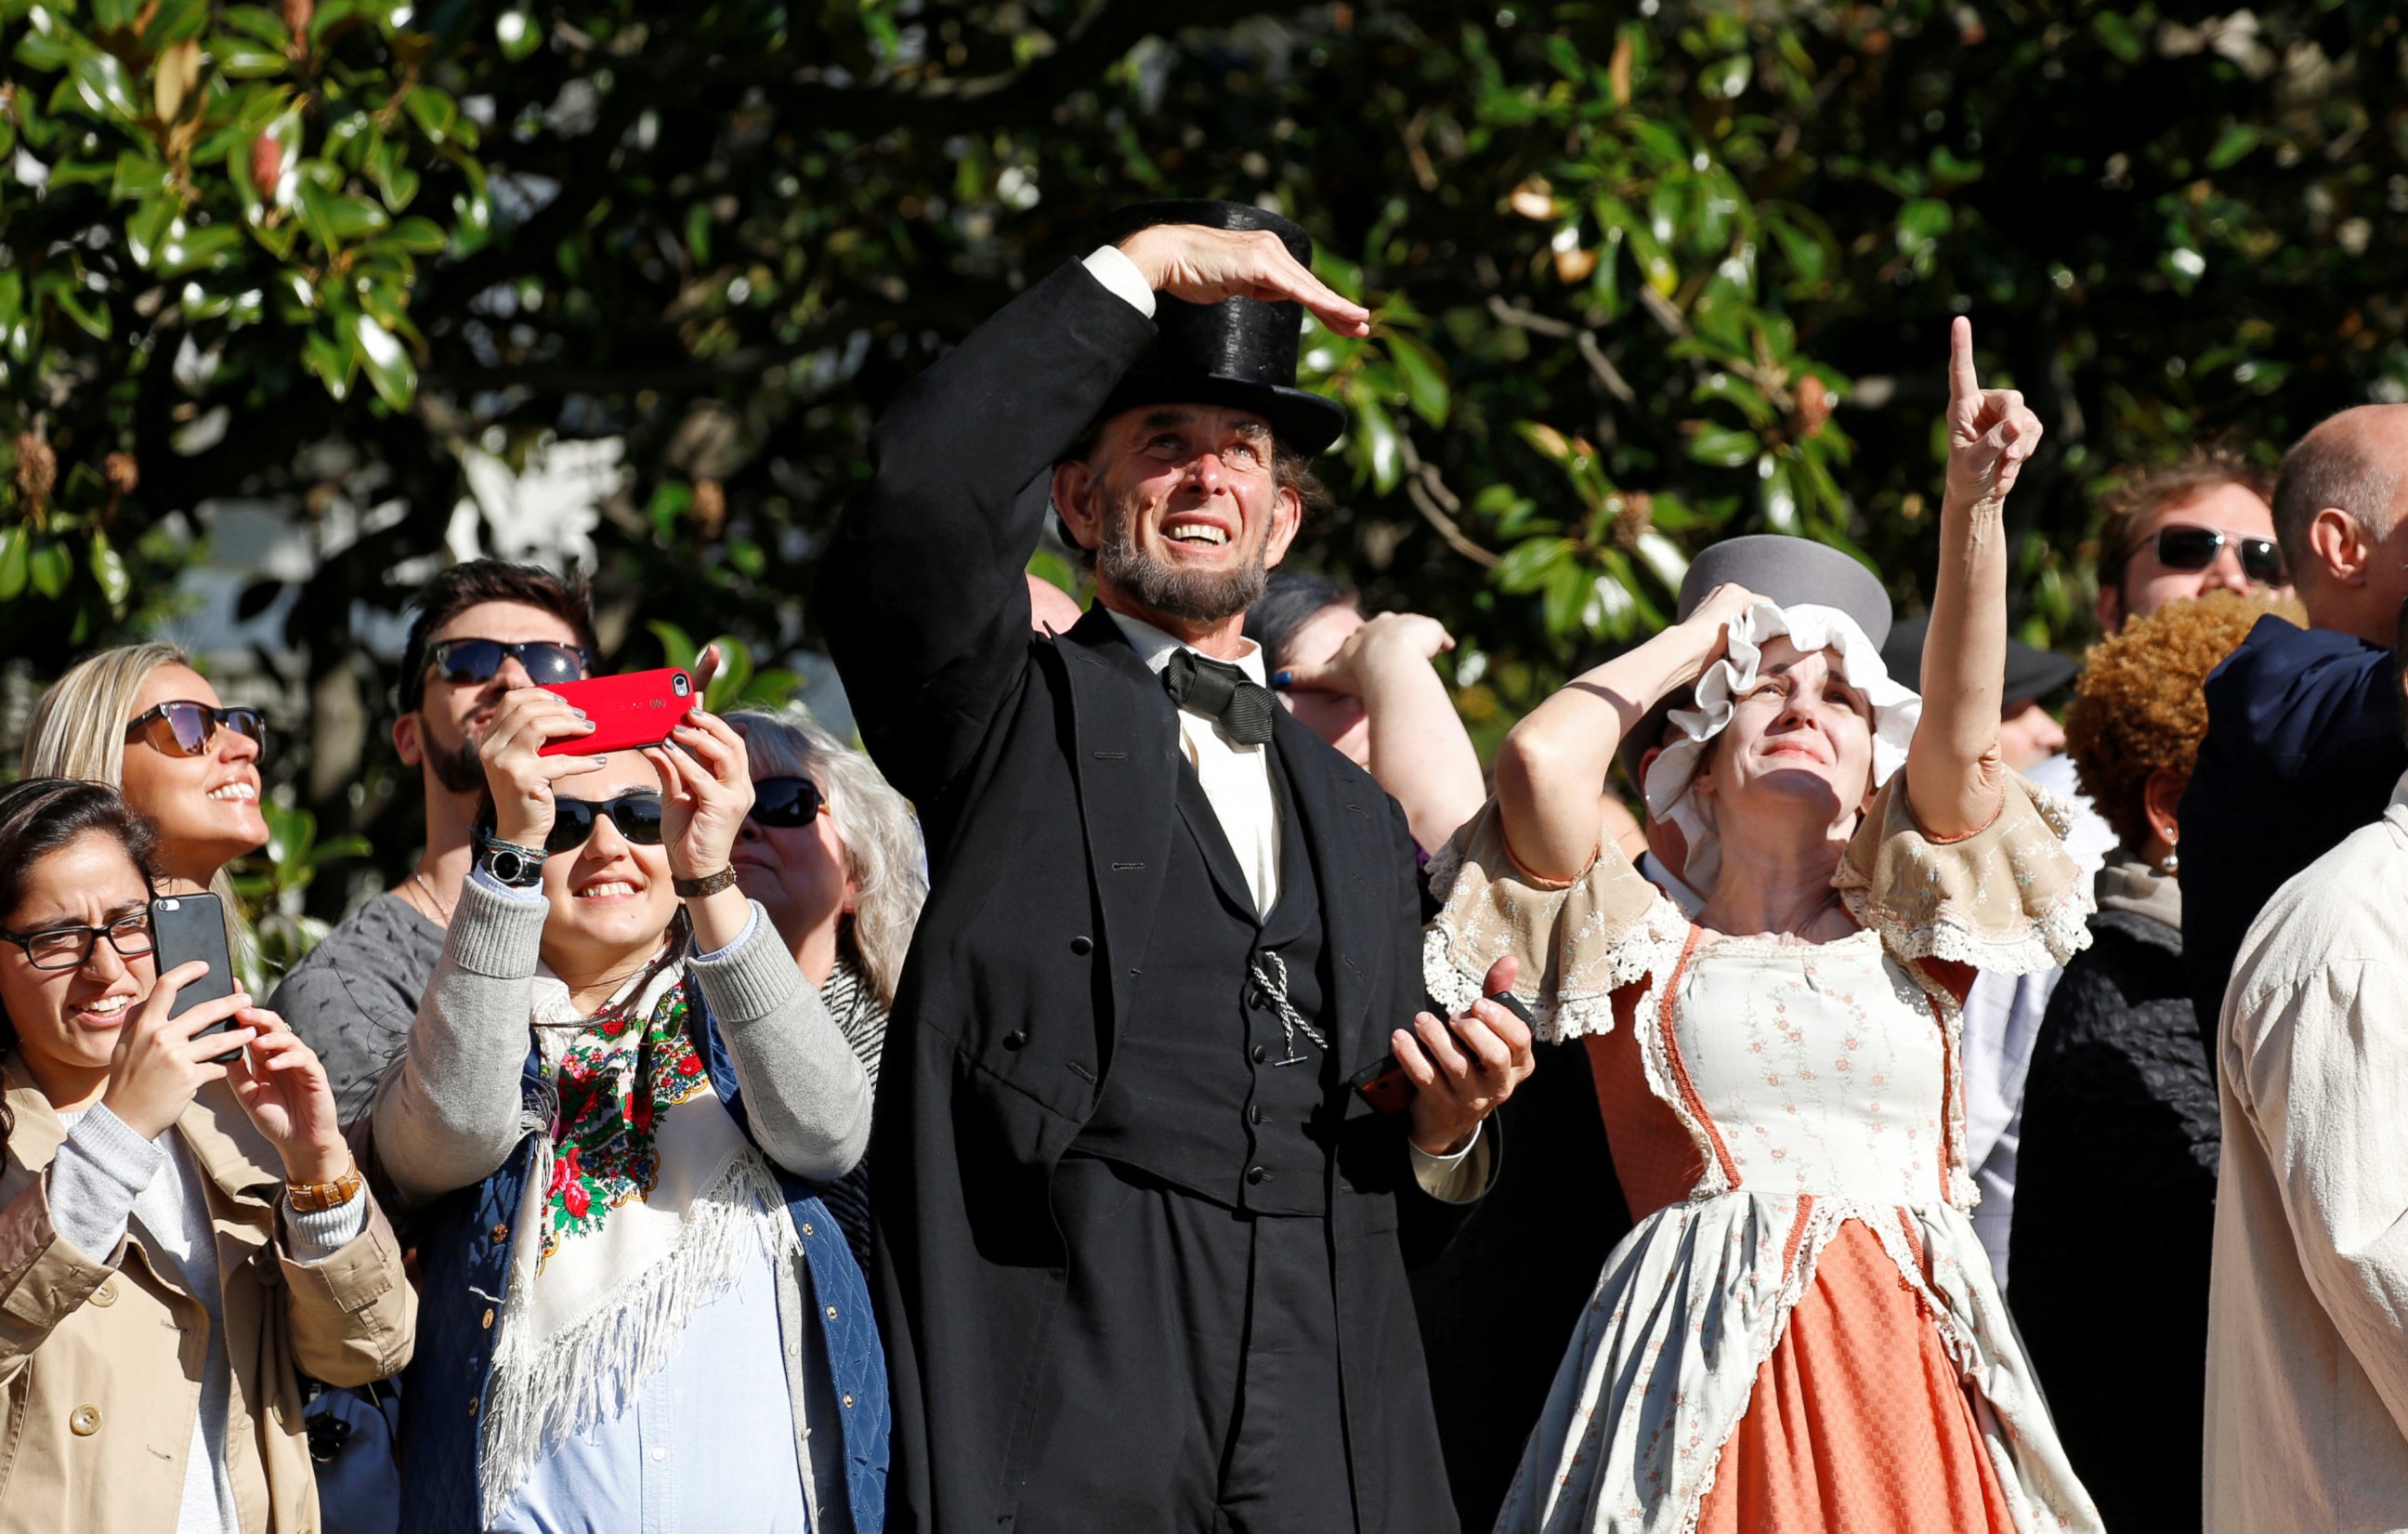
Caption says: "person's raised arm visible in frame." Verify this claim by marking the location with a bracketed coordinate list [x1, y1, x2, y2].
[815, 223, 1369, 807]
[1276, 611, 1486, 853]
[1905, 318, 2044, 841]
[1493, 583, 1757, 881]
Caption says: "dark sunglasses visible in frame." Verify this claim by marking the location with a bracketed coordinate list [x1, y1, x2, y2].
[543, 793, 666, 856]
[748, 776, 828, 829]
[426, 637, 593, 689]
[124, 701, 266, 758]
[2138, 524, 2285, 586]
[0, 910, 155, 972]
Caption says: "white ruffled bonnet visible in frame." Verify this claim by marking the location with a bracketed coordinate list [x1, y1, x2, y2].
[1641, 600, 1921, 889]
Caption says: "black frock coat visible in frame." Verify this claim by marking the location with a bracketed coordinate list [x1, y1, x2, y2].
[816, 257, 1470, 1534]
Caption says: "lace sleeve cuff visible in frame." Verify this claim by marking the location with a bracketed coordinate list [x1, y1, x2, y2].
[1422, 798, 1688, 1042]
[1835, 770, 2094, 976]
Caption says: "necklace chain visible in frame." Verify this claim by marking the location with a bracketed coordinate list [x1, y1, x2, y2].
[412, 871, 456, 926]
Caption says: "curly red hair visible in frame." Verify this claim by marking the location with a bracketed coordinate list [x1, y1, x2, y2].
[2064, 590, 2301, 851]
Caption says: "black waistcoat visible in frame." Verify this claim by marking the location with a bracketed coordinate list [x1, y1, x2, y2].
[1072, 741, 1332, 1216]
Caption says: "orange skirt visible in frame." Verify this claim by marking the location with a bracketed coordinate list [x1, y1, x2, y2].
[1695, 1219, 2017, 1534]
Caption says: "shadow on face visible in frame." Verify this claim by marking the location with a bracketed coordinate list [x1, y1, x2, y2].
[1278, 603, 1369, 764]
[1695, 638, 1877, 833]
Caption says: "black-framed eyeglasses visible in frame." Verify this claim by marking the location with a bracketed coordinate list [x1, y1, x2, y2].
[426, 638, 593, 689]
[542, 793, 666, 856]
[124, 701, 266, 758]
[747, 776, 827, 829]
[2135, 524, 2286, 587]
[0, 911, 156, 972]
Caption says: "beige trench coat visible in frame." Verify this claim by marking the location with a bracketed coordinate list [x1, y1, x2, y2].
[0, 1061, 415, 1533]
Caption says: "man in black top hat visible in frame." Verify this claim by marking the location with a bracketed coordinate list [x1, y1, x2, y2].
[818, 203, 1535, 1532]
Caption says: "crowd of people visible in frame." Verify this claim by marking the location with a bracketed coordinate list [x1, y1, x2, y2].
[0, 199, 2401, 1534]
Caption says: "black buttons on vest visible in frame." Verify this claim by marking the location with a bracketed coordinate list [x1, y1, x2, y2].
[1070, 935, 1093, 955]
[1249, 1104, 1267, 1125]
[1003, 1029, 1028, 1051]
[1250, 1042, 1270, 1065]
[1245, 1165, 1268, 1186]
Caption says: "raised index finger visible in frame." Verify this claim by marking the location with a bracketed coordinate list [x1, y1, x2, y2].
[1948, 315, 1980, 404]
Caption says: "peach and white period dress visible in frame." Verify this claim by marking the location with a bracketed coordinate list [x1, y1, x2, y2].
[1425, 777, 2103, 1534]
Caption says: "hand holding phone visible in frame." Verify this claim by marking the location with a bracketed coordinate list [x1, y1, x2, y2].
[478, 686, 609, 850]
[103, 952, 256, 1140]
[537, 668, 694, 757]
[150, 894, 242, 1063]
[1350, 974, 1539, 1116]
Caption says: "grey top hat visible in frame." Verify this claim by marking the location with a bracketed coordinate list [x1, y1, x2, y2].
[1617, 535, 1895, 786]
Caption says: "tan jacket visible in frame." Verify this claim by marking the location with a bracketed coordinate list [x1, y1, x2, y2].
[0, 1063, 415, 1533]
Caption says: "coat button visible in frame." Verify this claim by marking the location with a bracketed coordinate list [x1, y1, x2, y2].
[1002, 1029, 1027, 1052]
[69, 1405, 100, 1436]
[1069, 936, 1093, 955]
[843, 1394, 856, 1409]
[89, 1282, 118, 1308]
[1249, 1105, 1267, 1125]
[1250, 1043, 1269, 1065]
[481, 1308, 494, 1331]
[825, 1305, 839, 1320]
[468, 1396, 480, 1417]
[490, 1223, 509, 1243]
[1245, 1166, 1268, 1186]
[801, 1222, 814, 1238]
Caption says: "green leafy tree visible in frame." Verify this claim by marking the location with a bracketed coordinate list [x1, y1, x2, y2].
[7, 0, 2406, 943]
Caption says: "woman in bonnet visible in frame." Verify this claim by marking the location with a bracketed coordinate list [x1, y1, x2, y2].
[1434, 323, 2101, 1532]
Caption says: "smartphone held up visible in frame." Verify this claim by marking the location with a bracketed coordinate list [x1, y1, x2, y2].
[535, 667, 696, 757]
[148, 891, 243, 1065]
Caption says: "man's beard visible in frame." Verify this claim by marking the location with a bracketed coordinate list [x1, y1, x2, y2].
[1096, 492, 1269, 624]
[425, 722, 487, 794]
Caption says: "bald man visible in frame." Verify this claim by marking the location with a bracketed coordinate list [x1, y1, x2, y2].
[2180, 404, 2408, 1042]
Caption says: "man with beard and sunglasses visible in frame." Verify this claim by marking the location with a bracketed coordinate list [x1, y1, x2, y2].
[271, 560, 598, 1126]
[818, 202, 1535, 1533]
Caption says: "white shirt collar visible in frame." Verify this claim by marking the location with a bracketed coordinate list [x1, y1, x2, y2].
[2389, 768, 2408, 811]
[1106, 609, 1270, 686]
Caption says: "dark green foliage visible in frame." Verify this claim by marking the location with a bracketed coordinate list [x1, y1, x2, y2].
[6, 0, 2405, 924]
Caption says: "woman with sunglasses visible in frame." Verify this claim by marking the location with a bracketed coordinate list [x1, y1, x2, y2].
[22, 644, 270, 961]
[725, 708, 927, 1264]
[0, 778, 412, 1534]
[367, 686, 883, 1534]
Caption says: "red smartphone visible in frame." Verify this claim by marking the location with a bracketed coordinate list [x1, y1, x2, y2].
[537, 668, 695, 756]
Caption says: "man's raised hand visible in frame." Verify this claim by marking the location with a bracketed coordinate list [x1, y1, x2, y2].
[1943, 316, 2044, 514]
[1118, 223, 1373, 337]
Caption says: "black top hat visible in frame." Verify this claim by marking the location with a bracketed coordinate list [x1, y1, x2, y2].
[1087, 200, 1349, 457]
[1878, 616, 2077, 707]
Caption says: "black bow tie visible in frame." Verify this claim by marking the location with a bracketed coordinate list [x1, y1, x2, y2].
[1162, 648, 1277, 747]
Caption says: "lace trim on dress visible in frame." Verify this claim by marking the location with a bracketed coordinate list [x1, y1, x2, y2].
[1835, 771, 2094, 979]
[1422, 798, 1690, 1042]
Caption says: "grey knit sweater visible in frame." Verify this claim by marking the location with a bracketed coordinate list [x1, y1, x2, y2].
[369, 872, 871, 1210]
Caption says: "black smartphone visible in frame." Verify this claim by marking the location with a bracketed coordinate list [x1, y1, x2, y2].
[1348, 989, 1540, 1114]
[148, 892, 243, 1065]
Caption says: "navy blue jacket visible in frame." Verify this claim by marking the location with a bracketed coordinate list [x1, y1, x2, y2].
[393, 993, 888, 1534]
[2179, 615, 2403, 1047]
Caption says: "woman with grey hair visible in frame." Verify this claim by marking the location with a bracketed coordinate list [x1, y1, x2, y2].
[726, 707, 927, 1261]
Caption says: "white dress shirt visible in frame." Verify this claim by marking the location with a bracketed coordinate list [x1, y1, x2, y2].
[1087, 255, 1484, 1195]
[1108, 610, 1283, 915]
[2205, 768, 2408, 1530]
